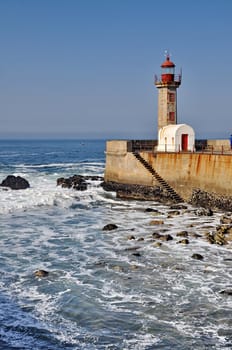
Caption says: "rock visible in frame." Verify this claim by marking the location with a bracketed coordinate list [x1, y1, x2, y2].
[102, 224, 118, 231]
[34, 270, 49, 277]
[101, 181, 181, 204]
[177, 239, 189, 244]
[153, 242, 162, 247]
[167, 210, 180, 216]
[190, 188, 232, 212]
[149, 220, 164, 225]
[145, 208, 159, 213]
[57, 174, 103, 191]
[0, 175, 30, 190]
[127, 235, 135, 240]
[205, 230, 227, 245]
[132, 252, 141, 257]
[170, 204, 188, 210]
[194, 208, 213, 216]
[191, 233, 202, 238]
[159, 234, 173, 241]
[152, 232, 162, 239]
[191, 253, 204, 260]
[220, 216, 232, 225]
[137, 237, 144, 241]
[214, 231, 227, 245]
[176, 231, 188, 237]
[205, 232, 215, 244]
[219, 289, 232, 296]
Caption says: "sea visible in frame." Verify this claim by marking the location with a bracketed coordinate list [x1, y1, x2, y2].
[0, 139, 232, 350]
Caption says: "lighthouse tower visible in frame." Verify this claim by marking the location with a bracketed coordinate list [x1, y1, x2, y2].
[155, 53, 181, 133]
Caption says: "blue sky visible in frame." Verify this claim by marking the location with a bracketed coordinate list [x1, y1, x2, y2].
[0, 0, 232, 139]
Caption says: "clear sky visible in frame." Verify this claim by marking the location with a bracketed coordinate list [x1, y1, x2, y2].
[0, 0, 232, 139]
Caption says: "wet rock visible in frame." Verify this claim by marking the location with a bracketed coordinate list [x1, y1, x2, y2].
[167, 210, 180, 216]
[153, 242, 162, 247]
[149, 220, 164, 225]
[219, 289, 232, 296]
[137, 237, 144, 241]
[152, 232, 162, 239]
[205, 232, 215, 244]
[214, 231, 227, 245]
[34, 270, 49, 277]
[132, 252, 141, 257]
[127, 235, 135, 240]
[170, 204, 188, 210]
[145, 208, 159, 213]
[194, 208, 213, 216]
[220, 216, 232, 225]
[0, 175, 30, 190]
[190, 188, 232, 212]
[176, 231, 188, 237]
[159, 234, 173, 241]
[191, 233, 202, 238]
[101, 181, 181, 204]
[57, 174, 103, 191]
[205, 229, 227, 245]
[177, 239, 189, 244]
[191, 253, 204, 260]
[102, 224, 118, 231]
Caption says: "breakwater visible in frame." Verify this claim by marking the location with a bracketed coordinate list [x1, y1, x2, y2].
[104, 140, 232, 211]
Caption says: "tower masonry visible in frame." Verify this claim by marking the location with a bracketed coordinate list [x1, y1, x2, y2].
[155, 54, 181, 133]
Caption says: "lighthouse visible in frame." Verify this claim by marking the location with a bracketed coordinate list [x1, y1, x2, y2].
[155, 53, 195, 152]
[155, 53, 181, 133]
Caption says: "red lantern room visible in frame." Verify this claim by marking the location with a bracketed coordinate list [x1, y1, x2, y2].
[161, 54, 175, 83]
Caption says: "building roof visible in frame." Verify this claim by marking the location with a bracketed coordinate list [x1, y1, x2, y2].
[161, 55, 175, 68]
[159, 124, 195, 138]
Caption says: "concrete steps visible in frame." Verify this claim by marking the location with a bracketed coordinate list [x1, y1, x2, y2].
[133, 152, 184, 203]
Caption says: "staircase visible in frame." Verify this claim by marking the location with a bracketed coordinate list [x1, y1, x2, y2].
[133, 152, 184, 203]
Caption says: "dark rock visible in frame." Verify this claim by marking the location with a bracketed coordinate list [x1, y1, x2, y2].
[57, 174, 103, 191]
[145, 208, 159, 213]
[191, 233, 202, 238]
[101, 181, 181, 204]
[127, 235, 135, 240]
[205, 232, 215, 244]
[177, 239, 189, 244]
[152, 232, 162, 239]
[34, 270, 49, 277]
[190, 188, 232, 212]
[170, 204, 188, 210]
[194, 208, 213, 216]
[0, 175, 30, 190]
[159, 234, 173, 241]
[102, 224, 118, 231]
[167, 210, 180, 216]
[132, 252, 141, 257]
[191, 253, 204, 260]
[220, 216, 232, 225]
[137, 237, 144, 241]
[176, 231, 188, 237]
[219, 289, 232, 296]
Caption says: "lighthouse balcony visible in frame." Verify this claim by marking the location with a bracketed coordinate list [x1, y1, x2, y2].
[154, 74, 181, 85]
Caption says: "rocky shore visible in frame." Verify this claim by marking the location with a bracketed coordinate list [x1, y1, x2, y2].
[56, 174, 232, 212]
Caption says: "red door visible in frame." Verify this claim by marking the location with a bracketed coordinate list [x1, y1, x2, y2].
[181, 134, 188, 151]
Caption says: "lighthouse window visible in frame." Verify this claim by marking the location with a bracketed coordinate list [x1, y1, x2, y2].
[169, 112, 175, 121]
[169, 93, 175, 102]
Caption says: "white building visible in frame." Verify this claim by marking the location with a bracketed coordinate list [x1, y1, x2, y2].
[157, 124, 195, 152]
